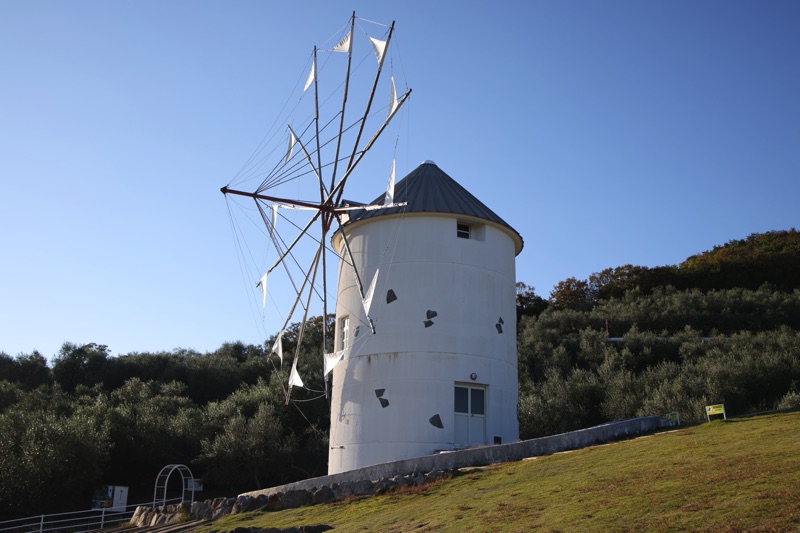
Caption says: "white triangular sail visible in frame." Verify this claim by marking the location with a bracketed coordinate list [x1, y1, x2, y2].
[384, 160, 395, 206]
[389, 76, 399, 117]
[324, 349, 345, 376]
[270, 205, 278, 237]
[361, 268, 379, 317]
[288, 358, 304, 388]
[257, 272, 268, 308]
[285, 130, 296, 163]
[369, 37, 386, 63]
[270, 330, 283, 365]
[331, 31, 351, 53]
[303, 62, 315, 92]
[336, 201, 406, 212]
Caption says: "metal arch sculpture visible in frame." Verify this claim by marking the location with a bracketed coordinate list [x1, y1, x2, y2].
[152, 464, 196, 509]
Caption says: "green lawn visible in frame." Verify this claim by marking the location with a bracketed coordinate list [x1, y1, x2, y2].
[205, 410, 800, 532]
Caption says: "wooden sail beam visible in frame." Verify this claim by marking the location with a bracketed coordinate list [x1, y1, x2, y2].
[237, 135, 374, 275]
[220, 186, 337, 213]
[333, 87, 412, 207]
[285, 242, 323, 405]
[223, 15, 412, 387]
[332, 211, 375, 334]
[223, 182, 357, 278]
[223, 82, 411, 278]
[311, 47, 325, 203]
[330, 12, 356, 194]
[288, 124, 326, 197]
[255, 201, 304, 298]
[320, 216, 330, 399]
[337, 20, 395, 207]
[275, 246, 318, 342]
[311, 40, 331, 399]
[222, 17, 413, 276]
[344, 20, 394, 176]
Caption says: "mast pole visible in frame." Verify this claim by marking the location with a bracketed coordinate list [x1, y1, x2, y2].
[274, 245, 320, 343]
[255, 201, 303, 297]
[336, 20, 395, 207]
[325, 13, 355, 400]
[333, 211, 375, 334]
[288, 124, 323, 187]
[223, 92, 409, 278]
[286, 243, 323, 405]
[235, 144, 370, 275]
[329, 12, 356, 195]
[220, 187, 335, 212]
[310, 42, 332, 399]
[311, 47, 325, 200]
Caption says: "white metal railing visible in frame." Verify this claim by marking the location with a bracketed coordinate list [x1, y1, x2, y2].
[0, 497, 185, 533]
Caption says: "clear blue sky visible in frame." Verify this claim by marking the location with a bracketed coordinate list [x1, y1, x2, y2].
[1, 1, 798, 359]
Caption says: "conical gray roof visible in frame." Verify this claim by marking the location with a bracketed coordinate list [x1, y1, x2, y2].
[346, 161, 523, 252]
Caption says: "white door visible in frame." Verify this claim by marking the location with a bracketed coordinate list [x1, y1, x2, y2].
[454, 385, 486, 447]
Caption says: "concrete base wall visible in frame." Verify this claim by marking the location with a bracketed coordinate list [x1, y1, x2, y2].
[241, 416, 660, 499]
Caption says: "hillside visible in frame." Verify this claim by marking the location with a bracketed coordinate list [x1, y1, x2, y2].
[680, 229, 800, 292]
[543, 229, 800, 310]
[205, 410, 800, 532]
[2, 230, 798, 518]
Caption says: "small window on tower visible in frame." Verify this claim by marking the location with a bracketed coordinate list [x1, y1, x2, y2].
[457, 223, 471, 239]
[339, 316, 350, 350]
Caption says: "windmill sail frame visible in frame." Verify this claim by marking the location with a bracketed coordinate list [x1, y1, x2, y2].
[221, 12, 411, 401]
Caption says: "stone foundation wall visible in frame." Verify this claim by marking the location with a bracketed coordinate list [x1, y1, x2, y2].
[129, 497, 235, 527]
[233, 469, 451, 515]
[134, 416, 661, 526]
[236, 416, 660, 512]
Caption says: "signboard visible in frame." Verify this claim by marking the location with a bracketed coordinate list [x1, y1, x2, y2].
[91, 485, 128, 511]
[705, 404, 726, 421]
[661, 411, 680, 427]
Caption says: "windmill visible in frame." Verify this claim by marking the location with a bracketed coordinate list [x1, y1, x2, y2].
[327, 161, 524, 473]
[223, 14, 523, 475]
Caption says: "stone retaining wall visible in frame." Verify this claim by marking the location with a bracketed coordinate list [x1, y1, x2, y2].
[133, 416, 661, 526]
[129, 497, 235, 527]
[236, 416, 660, 510]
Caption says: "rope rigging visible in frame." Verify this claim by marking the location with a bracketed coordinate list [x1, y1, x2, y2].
[221, 12, 412, 423]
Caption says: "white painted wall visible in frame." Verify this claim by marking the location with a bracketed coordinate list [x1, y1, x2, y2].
[328, 213, 519, 474]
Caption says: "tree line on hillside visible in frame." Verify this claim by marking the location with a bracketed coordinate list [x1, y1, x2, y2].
[514, 230, 800, 437]
[516, 286, 800, 439]
[538, 229, 800, 312]
[1, 230, 799, 520]
[0, 319, 331, 521]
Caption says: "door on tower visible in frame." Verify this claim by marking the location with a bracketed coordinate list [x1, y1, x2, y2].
[454, 384, 486, 447]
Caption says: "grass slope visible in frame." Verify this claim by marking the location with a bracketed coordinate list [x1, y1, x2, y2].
[205, 410, 800, 532]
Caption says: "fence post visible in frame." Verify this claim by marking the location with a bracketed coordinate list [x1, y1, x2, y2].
[100, 507, 105, 528]
[39, 514, 44, 533]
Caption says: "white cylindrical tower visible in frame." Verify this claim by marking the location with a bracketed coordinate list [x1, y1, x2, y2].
[328, 161, 523, 474]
